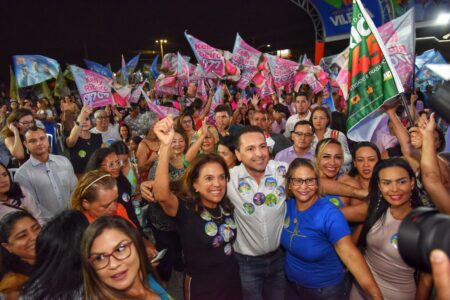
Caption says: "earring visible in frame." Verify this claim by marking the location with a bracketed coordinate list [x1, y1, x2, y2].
[376, 194, 382, 211]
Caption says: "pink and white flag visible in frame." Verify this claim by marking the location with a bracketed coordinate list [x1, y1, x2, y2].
[185, 32, 225, 78]
[265, 53, 299, 89]
[232, 33, 261, 89]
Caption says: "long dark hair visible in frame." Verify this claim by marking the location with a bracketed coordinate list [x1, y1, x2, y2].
[21, 210, 89, 299]
[348, 142, 381, 177]
[84, 148, 115, 173]
[81, 216, 156, 300]
[178, 154, 233, 213]
[0, 162, 25, 206]
[0, 211, 37, 277]
[357, 158, 422, 251]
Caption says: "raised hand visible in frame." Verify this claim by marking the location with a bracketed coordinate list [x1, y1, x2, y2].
[418, 112, 436, 135]
[251, 94, 260, 107]
[77, 106, 93, 123]
[153, 115, 174, 146]
[8, 123, 19, 135]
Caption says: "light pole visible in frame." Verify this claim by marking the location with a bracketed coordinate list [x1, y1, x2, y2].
[256, 44, 271, 51]
[155, 39, 168, 57]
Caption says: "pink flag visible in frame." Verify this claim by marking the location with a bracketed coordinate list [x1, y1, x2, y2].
[141, 87, 180, 118]
[185, 32, 225, 78]
[232, 33, 261, 88]
[70, 65, 114, 108]
[177, 52, 190, 81]
[265, 53, 299, 89]
[197, 79, 208, 101]
[129, 82, 145, 103]
[161, 53, 177, 72]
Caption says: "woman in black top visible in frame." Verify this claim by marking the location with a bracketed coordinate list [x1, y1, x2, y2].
[151, 115, 241, 300]
[66, 106, 102, 177]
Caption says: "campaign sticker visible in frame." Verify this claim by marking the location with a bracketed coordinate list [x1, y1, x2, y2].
[200, 210, 212, 221]
[390, 233, 398, 249]
[78, 150, 87, 158]
[277, 165, 286, 177]
[243, 203, 255, 215]
[329, 197, 340, 207]
[122, 193, 130, 203]
[238, 180, 251, 195]
[225, 217, 237, 229]
[283, 217, 290, 229]
[205, 222, 218, 236]
[224, 243, 232, 256]
[265, 177, 277, 190]
[212, 235, 224, 248]
[253, 193, 266, 206]
[219, 224, 234, 243]
[275, 186, 285, 199]
[265, 194, 278, 207]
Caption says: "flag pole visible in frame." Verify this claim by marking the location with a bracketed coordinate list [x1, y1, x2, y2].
[400, 93, 414, 127]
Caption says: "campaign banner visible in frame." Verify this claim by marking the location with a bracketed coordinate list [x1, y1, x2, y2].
[185, 32, 225, 78]
[378, 8, 415, 89]
[84, 59, 113, 78]
[129, 82, 145, 103]
[309, 0, 385, 38]
[346, 0, 403, 142]
[265, 53, 299, 89]
[321, 83, 336, 112]
[141, 87, 180, 118]
[126, 54, 140, 74]
[13, 55, 60, 88]
[177, 52, 190, 81]
[232, 33, 261, 89]
[161, 53, 177, 72]
[70, 65, 114, 108]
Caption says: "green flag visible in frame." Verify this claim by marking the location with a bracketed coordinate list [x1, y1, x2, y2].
[346, 0, 403, 141]
[9, 65, 20, 100]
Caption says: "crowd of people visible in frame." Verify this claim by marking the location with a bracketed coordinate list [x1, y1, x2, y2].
[0, 80, 449, 300]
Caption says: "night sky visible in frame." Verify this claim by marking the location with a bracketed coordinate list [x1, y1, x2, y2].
[0, 0, 319, 82]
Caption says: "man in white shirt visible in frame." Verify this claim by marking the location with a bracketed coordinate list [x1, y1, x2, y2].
[284, 93, 312, 138]
[228, 126, 288, 300]
[90, 109, 121, 145]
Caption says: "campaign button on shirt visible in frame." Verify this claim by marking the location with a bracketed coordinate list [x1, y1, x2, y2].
[224, 243, 232, 256]
[253, 192, 266, 206]
[265, 194, 278, 207]
[264, 177, 278, 190]
[205, 222, 218, 236]
[122, 192, 130, 202]
[212, 235, 224, 248]
[243, 203, 255, 215]
[238, 179, 252, 196]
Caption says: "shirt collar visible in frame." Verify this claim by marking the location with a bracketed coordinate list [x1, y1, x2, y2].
[30, 155, 52, 167]
[236, 160, 276, 180]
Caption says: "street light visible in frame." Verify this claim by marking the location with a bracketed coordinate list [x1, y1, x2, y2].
[257, 44, 271, 51]
[436, 13, 450, 25]
[155, 39, 168, 57]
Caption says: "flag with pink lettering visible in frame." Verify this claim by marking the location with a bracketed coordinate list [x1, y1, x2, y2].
[232, 33, 261, 89]
[70, 65, 113, 108]
[161, 53, 177, 72]
[265, 53, 299, 89]
[185, 32, 225, 78]
[141, 87, 180, 118]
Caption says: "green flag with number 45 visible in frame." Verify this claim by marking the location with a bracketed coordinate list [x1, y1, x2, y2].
[346, 0, 404, 142]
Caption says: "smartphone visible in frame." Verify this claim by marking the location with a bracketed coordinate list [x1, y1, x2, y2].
[151, 248, 167, 263]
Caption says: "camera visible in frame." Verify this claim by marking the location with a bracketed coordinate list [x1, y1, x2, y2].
[398, 207, 450, 273]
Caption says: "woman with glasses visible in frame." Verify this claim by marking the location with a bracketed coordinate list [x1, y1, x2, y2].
[176, 113, 196, 143]
[150, 115, 242, 300]
[66, 106, 102, 178]
[281, 158, 382, 300]
[0, 211, 41, 298]
[85, 148, 140, 229]
[81, 216, 171, 300]
[1, 108, 35, 163]
[310, 106, 352, 173]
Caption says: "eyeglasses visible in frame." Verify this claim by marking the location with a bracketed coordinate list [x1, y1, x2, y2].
[88, 241, 133, 270]
[19, 121, 34, 126]
[290, 177, 317, 186]
[292, 132, 313, 138]
[102, 160, 123, 169]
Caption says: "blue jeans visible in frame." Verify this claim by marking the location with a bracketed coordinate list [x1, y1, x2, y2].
[234, 248, 286, 300]
[285, 274, 351, 300]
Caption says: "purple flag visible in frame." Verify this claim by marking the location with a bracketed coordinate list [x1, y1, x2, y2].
[141, 87, 180, 118]
[70, 65, 113, 108]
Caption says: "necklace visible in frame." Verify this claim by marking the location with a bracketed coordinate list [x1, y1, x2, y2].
[200, 205, 229, 221]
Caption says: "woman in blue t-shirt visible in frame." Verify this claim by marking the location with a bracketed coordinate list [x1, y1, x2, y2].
[281, 158, 382, 300]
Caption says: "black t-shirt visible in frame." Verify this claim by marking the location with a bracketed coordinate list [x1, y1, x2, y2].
[175, 199, 241, 299]
[117, 175, 141, 229]
[67, 134, 102, 174]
